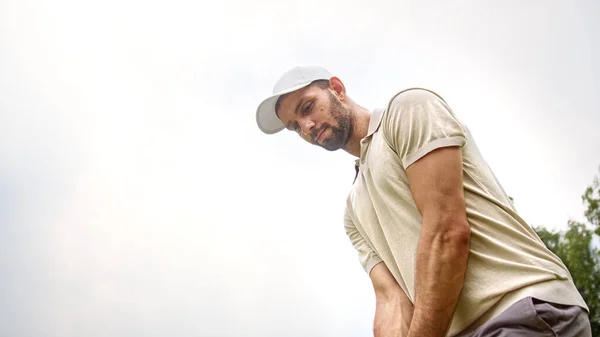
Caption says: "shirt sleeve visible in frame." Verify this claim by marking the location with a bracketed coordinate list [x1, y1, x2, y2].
[382, 88, 467, 169]
[344, 207, 382, 275]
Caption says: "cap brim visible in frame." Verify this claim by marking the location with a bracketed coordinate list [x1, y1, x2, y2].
[255, 82, 314, 134]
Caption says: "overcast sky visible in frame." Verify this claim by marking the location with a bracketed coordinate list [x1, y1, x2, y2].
[1, 0, 599, 336]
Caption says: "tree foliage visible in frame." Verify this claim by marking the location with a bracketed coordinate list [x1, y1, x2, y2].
[583, 172, 600, 236]
[533, 168, 600, 336]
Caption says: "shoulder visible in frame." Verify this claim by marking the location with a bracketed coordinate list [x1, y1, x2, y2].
[386, 87, 448, 113]
[380, 88, 466, 155]
[381, 87, 447, 132]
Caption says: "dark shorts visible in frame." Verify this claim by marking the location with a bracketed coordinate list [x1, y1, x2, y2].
[460, 297, 592, 337]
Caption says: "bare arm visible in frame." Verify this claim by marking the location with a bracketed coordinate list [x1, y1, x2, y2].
[370, 262, 414, 337]
[405, 146, 471, 337]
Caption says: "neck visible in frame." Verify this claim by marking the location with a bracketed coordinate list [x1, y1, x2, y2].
[343, 103, 371, 157]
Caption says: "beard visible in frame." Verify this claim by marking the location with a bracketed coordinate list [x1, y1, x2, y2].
[311, 91, 354, 151]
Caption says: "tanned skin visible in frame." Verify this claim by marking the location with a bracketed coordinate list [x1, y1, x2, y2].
[404, 146, 470, 337]
[371, 263, 414, 336]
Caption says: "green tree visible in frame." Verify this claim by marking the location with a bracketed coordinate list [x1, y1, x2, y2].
[533, 168, 600, 336]
[583, 172, 600, 236]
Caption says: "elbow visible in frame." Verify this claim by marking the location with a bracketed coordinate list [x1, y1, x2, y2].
[446, 223, 471, 250]
[424, 213, 471, 252]
[441, 218, 471, 252]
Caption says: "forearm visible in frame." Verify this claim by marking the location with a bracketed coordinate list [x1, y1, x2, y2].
[408, 224, 470, 337]
[370, 263, 414, 337]
[374, 292, 413, 337]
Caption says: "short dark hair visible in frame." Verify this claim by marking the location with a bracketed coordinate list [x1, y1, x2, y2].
[275, 79, 330, 115]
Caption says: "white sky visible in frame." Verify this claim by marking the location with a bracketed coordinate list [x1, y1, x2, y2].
[1, 0, 599, 336]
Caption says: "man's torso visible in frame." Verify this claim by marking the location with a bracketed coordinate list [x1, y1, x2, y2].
[344, 88, 588, 336]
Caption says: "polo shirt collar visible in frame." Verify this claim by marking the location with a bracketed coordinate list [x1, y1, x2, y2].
[366, 108, 385, 138]
[354, 108, 386, 182]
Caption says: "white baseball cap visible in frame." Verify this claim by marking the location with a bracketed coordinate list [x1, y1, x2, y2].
[255, 65, 333, 134]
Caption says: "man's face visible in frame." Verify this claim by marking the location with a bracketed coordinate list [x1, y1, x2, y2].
[275, 81, 354, 151]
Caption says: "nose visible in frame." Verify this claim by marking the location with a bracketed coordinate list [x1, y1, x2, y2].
[299, 118, 315, 136]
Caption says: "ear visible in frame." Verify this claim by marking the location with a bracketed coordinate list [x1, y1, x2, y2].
[328, 76, 346, 100]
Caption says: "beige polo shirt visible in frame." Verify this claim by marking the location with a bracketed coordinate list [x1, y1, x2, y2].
[344, 88, 588, 336]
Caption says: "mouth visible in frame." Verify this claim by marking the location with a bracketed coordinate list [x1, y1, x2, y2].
[316, 127, 327, 143]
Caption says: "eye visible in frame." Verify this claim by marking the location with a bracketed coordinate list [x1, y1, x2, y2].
[302, 102, 313, 115]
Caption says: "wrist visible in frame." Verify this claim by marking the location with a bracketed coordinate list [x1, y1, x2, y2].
[406, 305, 447, 337]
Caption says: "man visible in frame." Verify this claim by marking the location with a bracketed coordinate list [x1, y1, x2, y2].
[255, 65, 592, 337]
